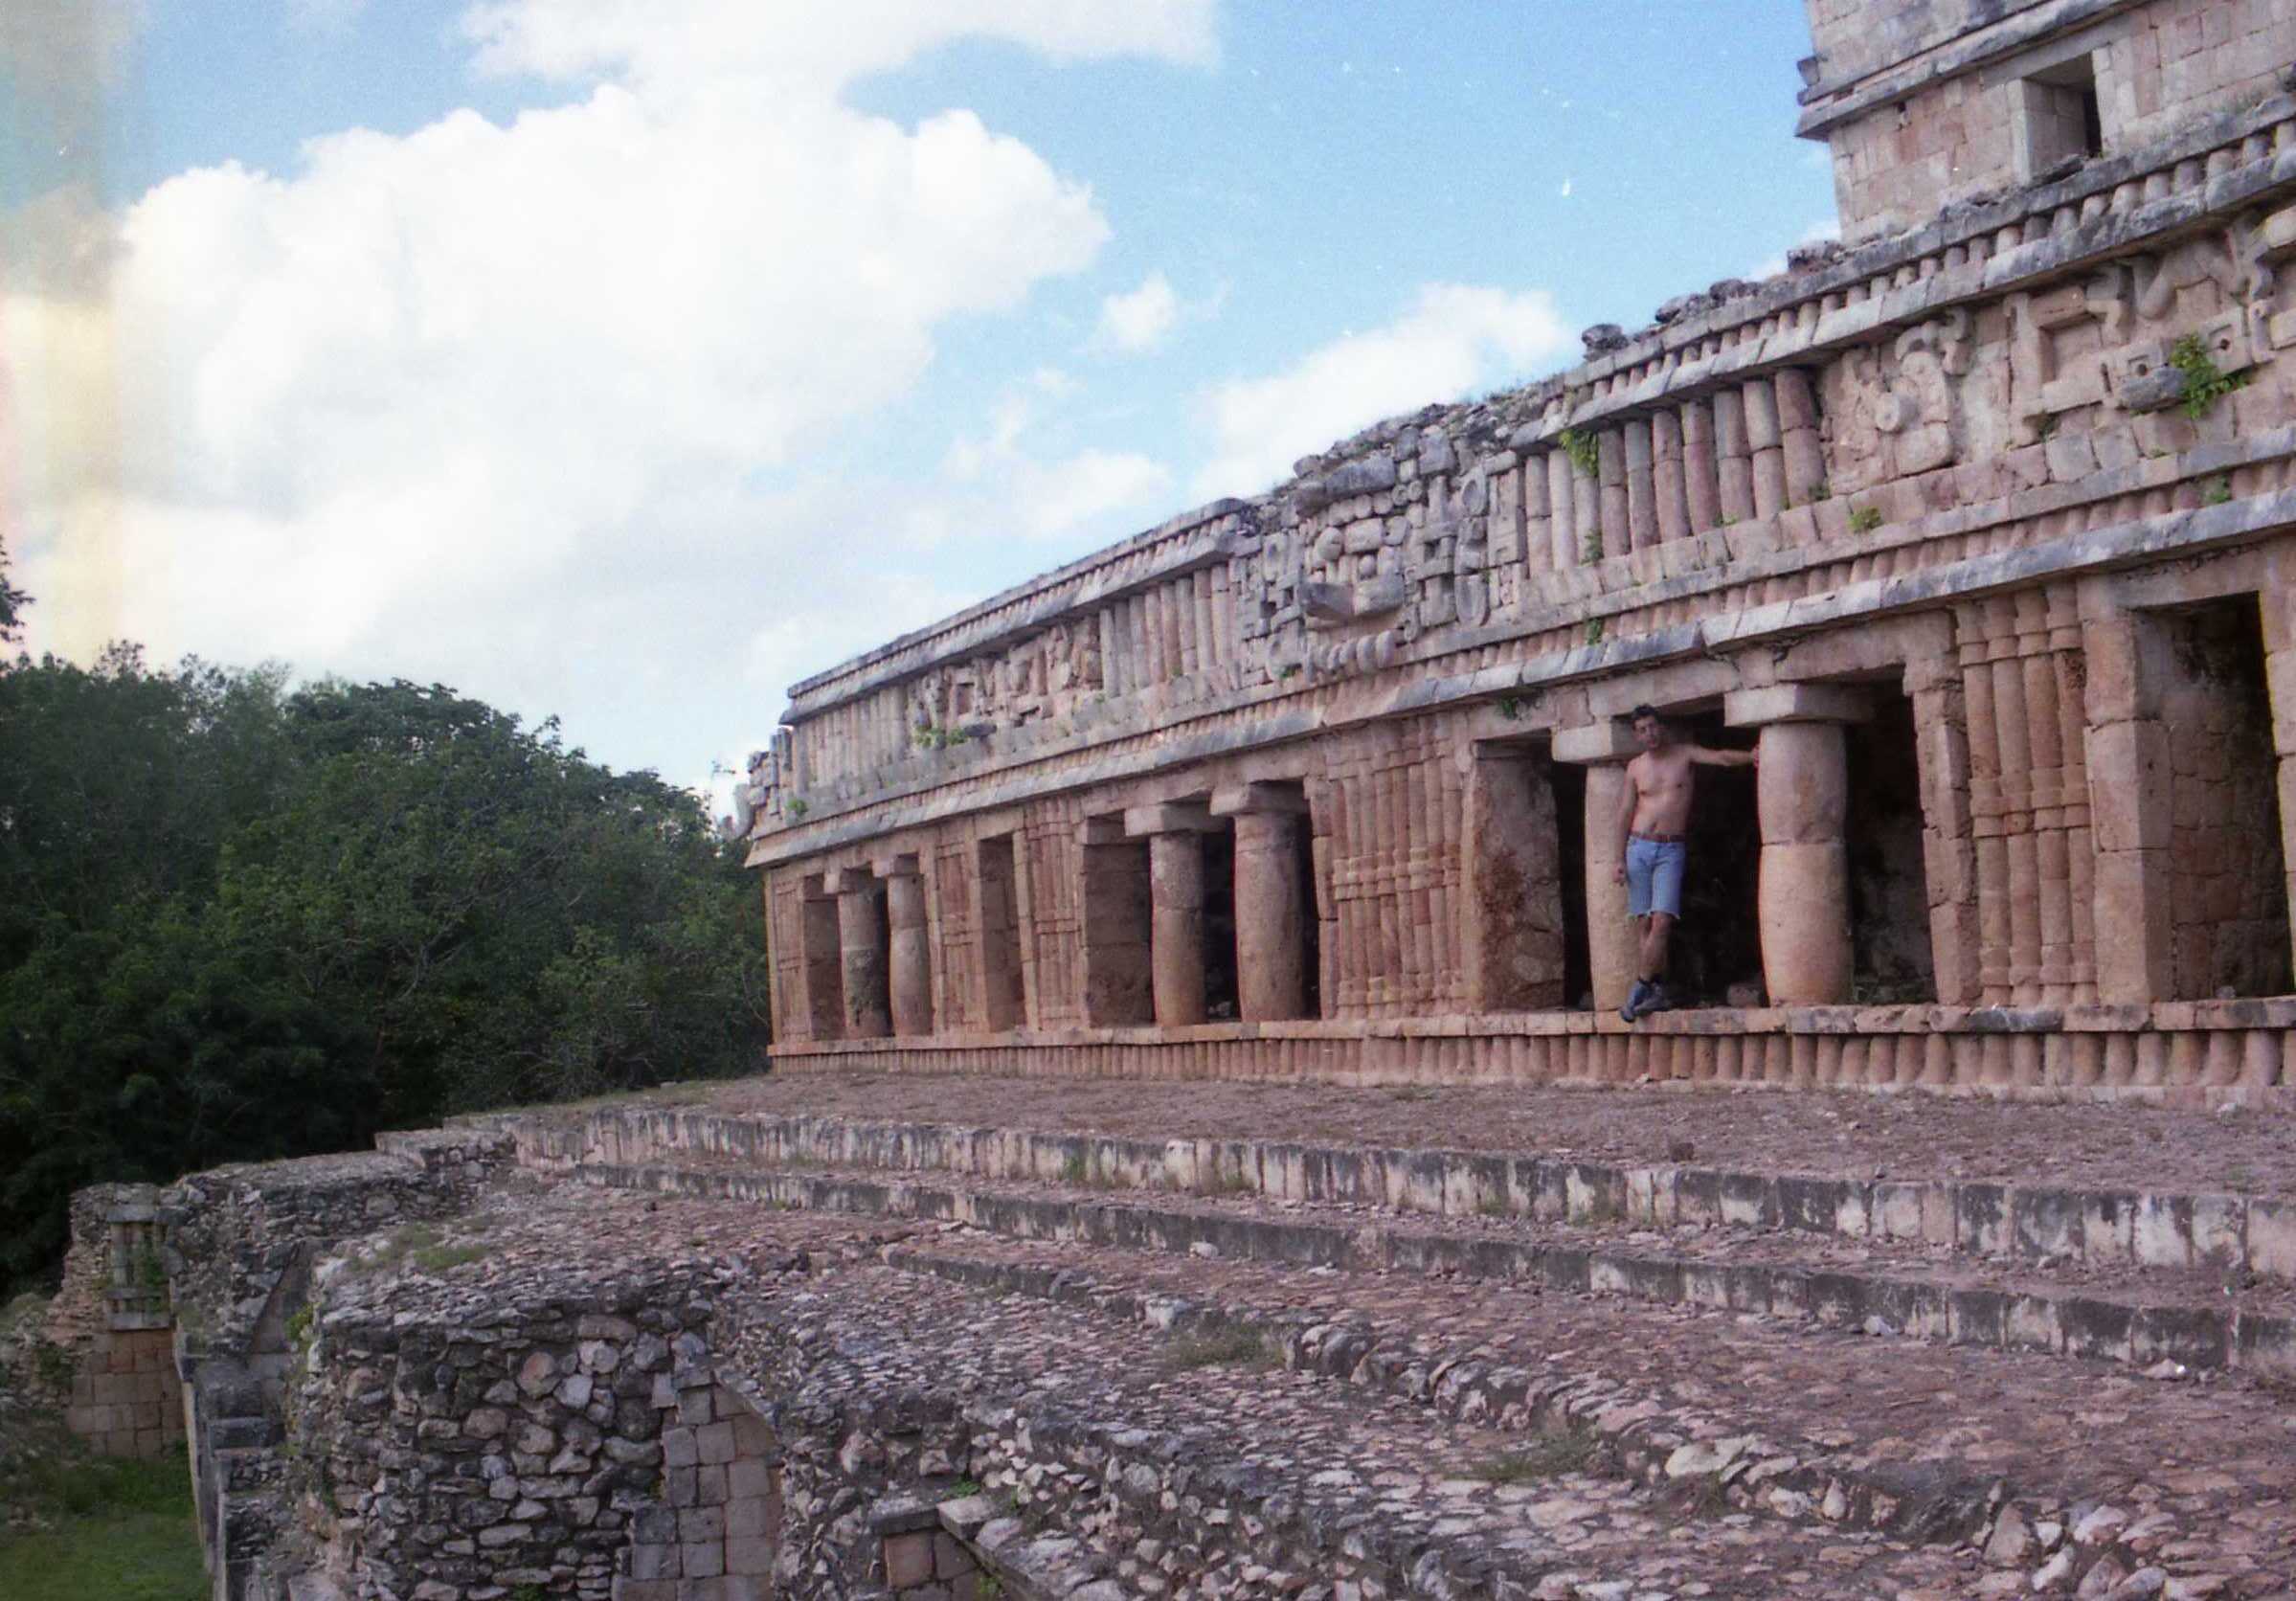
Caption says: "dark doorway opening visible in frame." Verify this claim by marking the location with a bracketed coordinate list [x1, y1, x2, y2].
[799, 880, 844, 1040]
[2155, 595, 2290, 998]
[1672, 710, 1763, 1004]
[1203, 825, 1241, 1021]
[1551, 759, 1590, 1007]
[1294, 810, 1324, 1019]
[978, 834, 1026, 1030]
[1082, 831, 1154, 1026]
[1846, 686, 1938, 1003]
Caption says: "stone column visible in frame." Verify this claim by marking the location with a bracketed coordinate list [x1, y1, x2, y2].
[1126, 802, 1221, 1027]
[1213, 782, 1313, 1022]
[1775, 368, 1827, 510]
[827, 866, 890, 1039]
[1727, 685, 1870, 1005]
[1714, 389, 1754, 524]
[1680, 397, 1722, 533]
[1555, 722, 1642, 1012]
[1743, 378, 1786, 521]
[876, 853, 934, 1037]
[1623, 418, 1657, 551]
[2080, 593, 2176, 1003]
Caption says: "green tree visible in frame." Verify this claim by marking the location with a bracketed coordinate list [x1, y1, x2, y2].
[0, 661, 768, 1288]
[0, 533, 25, 643]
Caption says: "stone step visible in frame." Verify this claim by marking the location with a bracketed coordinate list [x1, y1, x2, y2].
[554, 1155, 2296, 1378]
[507, 1104, 2296, 1288]
[866, 1227, 2296, 1595]
[718, 1238, 2003, 1598]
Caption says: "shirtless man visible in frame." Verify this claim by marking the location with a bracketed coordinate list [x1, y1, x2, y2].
[1614, 705, 1757, 1022]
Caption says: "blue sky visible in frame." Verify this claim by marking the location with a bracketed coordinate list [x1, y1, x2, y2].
[1, 1, 1836, 806]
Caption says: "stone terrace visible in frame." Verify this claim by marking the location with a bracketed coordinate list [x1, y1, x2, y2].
[124, 1069, 2296, 1598]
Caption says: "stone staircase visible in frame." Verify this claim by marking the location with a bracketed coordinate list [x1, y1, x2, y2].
[492, 1091, 2296, 1600]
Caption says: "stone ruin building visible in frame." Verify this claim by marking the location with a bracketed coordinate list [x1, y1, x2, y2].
[35, 4, 2296, 1601]
[732, 0, 2296, 1097]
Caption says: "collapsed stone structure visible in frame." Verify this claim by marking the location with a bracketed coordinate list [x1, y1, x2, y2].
[738, 0, 2296, 1097]
[77, 1076, 2296, 1600]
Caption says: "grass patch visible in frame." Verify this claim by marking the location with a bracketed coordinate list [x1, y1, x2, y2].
[1467, 1423, 1601, 1484]
[0, 1454, 204, 1601]
[1162, 1327, 1277, 1371]
[410, 1243, 492, 1274]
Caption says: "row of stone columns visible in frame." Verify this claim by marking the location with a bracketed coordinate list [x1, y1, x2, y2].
[1119, 784, 1313, 1027]
[1518, 372, 1828, 572]
[823, 857, 935, 1041]
[1555, 685, 1871, 1010]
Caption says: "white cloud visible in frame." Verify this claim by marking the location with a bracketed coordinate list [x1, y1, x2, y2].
[3, 0, 1215, 784]
[1191, 283, 1573, 500]
[1015, 448, 1170, 536]
[1093, 270, 1179, 352]
[1748, 217, 1841, 282]
[459, 0, 1216, 100]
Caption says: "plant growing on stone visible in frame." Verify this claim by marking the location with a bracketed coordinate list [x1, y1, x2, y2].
[2204, 475, 2234, 506]
[1468, 1422, 1599, 1483]
[1584, 618, 1606, 645]
[1557, 427, 1600, 478]
[2167, 333, 2249, 420]
[1848, 505, 1884, 534]
[1497, 694, 1522, 721]
[1161, 1326, 1275, 1371]
[786, 797, 809, 819]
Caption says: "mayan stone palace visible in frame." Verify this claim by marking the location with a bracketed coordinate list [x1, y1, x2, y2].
[42, 5, 2296, 1601]
[736, 0, 2296, 1098]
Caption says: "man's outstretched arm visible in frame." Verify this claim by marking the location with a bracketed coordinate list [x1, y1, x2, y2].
[1612, 761, 1638, 885]
[1687, 744, 1758, 768]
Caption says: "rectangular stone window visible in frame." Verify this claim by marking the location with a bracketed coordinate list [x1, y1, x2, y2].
[977, 833, 1027, 1031]
[2014, 53, 2104, 178]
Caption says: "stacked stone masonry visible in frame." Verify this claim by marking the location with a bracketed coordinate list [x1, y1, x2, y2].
[736, 0, 2296, 1094]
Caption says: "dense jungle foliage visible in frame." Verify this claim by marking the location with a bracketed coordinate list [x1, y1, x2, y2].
[0, 538, 770, 1290]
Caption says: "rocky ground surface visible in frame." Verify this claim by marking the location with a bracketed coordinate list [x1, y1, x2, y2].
[667, 1071, 2296, 1198]
[391, 1164, 2296, 1599]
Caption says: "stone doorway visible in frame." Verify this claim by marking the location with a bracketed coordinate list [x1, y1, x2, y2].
[977, 833, 1027, 1031]
[2156, 595, 2291, 999]
[1203, 825, 1242, 1021]
[1670, 710, 1763, 1005]
[1845, 685, 1938, 1003]
[1551, 760, 1592, 1007]
[1081, 825, 1154, 1026]
[800, 878, 844, 1040]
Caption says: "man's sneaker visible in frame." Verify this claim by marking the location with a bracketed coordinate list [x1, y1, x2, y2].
[1620, 978, 1652, 1024]
[1638, 982, 1675, 1017]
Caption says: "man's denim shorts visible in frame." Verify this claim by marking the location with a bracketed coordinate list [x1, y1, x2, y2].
[1626, 835, 1687, 918]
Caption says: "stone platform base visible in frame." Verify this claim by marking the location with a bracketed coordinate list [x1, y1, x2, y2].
[774, 998, 2296, 1105]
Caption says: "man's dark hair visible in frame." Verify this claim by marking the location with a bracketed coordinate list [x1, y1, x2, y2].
[1630, 704, 1659, 723]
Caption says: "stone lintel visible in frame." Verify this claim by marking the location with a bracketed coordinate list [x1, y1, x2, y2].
[1125, 802, 1221, 838]
[870, 851, 923, 880]
[1077, 817, 1132, 846]
[822, 865, 876, 895]
[1724, 684, 1873, 728]
[1552, 722, 1641, 765]
[1209, 782, 1311, 818]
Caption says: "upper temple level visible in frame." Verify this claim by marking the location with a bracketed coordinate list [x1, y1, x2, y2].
[731, 0, 2296, 1094]
[735, 0, 2296, 854]
[1800, 0, 2294, 238]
